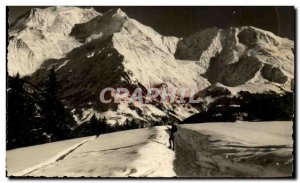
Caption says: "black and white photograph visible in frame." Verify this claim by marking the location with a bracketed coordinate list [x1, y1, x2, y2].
[5, 5, 295, 178]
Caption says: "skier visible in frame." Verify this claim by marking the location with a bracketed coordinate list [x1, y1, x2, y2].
[167, 124, 177, 150]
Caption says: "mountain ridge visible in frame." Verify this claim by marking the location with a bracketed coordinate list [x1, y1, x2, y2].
[7, 7, 294, 124]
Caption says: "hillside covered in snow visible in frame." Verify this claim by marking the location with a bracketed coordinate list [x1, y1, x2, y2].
[7, 7, 294, 125]
[7, 122, 293, 177]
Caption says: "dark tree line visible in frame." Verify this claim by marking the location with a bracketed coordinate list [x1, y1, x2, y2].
[7, 73, 39, 149]
[7, 68, 76, 150]
[72, 115, 109, 137]
[72, 116, 142, 138]
[183, 91, 294, 123]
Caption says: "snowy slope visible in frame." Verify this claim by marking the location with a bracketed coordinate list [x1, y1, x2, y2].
[27, 8, 209, 123]
[7, 127, 175, 177]
[7, 122, 292, 177]
[113, 16, 209, 90]
[175, 121, 293, 177]
[8, 7, 100, 76]
[182, 121, 293, 147]
[7, 136, 95, 176]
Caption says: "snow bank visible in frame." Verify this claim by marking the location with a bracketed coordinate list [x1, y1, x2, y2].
[175, 121, 293, 177]
[21, 127, 175, 177]
[25, 129, 152, 177]
[129, 126, 176, 177]
[182, 121, 293, 147]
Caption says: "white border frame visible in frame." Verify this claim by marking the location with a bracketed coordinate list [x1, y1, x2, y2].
[1, 0, 297, 182]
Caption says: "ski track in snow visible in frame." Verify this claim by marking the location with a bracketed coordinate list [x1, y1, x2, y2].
[13, 127, 175, 177]
[129, 127, 176, 177]
[9, 136, 96, 176]
[7, 122, 293, 177]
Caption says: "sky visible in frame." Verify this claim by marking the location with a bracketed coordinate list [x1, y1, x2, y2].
[8, 6, 295, 40]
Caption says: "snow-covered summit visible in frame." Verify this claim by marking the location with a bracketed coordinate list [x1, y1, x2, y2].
[9, 6, 99, 35]
[8, 6, 100, 76]
[70, 8, 127, 43]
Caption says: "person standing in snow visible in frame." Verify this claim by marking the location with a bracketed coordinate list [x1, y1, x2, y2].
[167, 124, 177, 150]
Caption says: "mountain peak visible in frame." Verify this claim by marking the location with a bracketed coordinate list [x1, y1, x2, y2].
[70, 8, 128, 43]
[10, 6, 100, 34]
[106, 8, 127, 17]
[8, 6, 100, 76]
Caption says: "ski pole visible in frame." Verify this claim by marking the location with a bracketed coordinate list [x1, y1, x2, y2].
[175, 134, 181, 147]
[162, 133, 168, 144]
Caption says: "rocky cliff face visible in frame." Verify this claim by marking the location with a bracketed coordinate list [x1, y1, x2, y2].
[175, 26, 294, 91]
[8, 7, 294, 124]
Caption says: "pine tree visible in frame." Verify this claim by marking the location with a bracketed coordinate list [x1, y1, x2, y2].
[114, 121, 120, 131]
[99, 117, 108, 134]
[90, 114, 101, 136]
[7, 74, 24, 148]
[128, 119, 139, 129]
[41, 68, 75, 141]
[124, 119, 130, 130]
[45, 67, 58, 98]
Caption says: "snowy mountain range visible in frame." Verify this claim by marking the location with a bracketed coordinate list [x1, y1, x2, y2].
[7, 7, 294, 124]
